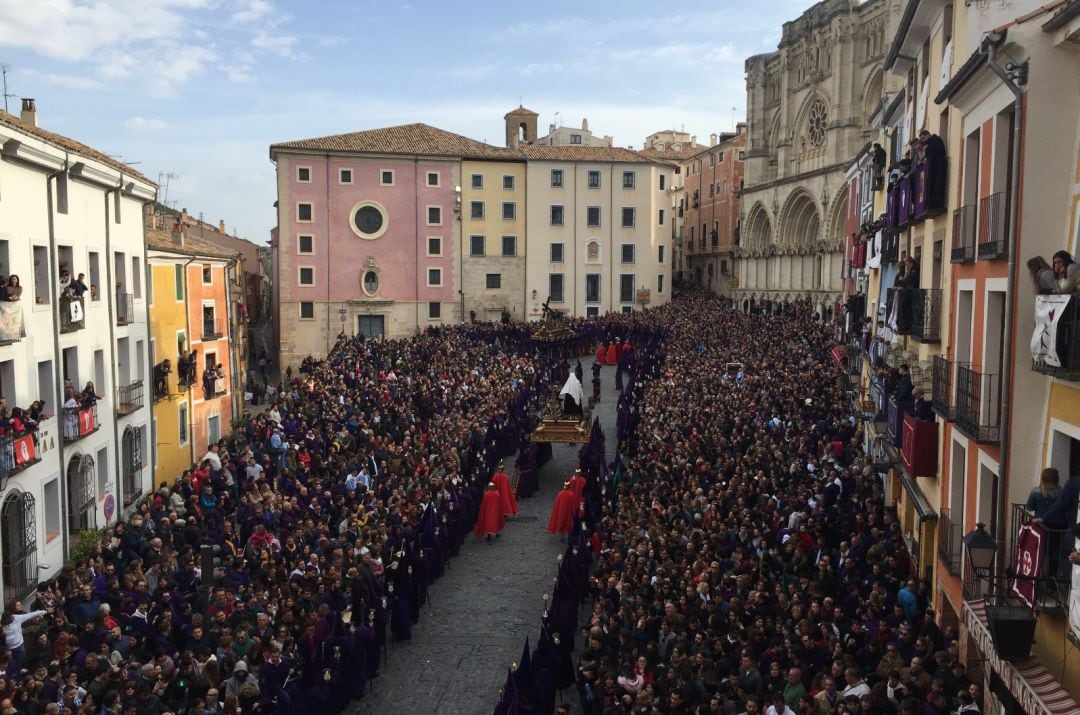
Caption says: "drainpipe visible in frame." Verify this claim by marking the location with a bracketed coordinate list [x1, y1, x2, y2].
[46, 158, 69, 560]
[103, 187, 122, 519]
[986, 37, 1025, 586]
[180, 255, 197, 469]
[225, 256, 241, 425]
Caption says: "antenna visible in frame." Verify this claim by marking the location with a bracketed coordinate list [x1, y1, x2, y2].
[157, 172, 180, 227]
[554, 111, 560, 129]
[732, 106, 737, 131]
[0, 65, 15, 114]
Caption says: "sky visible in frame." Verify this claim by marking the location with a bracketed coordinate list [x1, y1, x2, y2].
[0, 0, 811, 243]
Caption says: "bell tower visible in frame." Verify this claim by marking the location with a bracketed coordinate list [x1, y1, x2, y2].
[504, 105, 538, 147]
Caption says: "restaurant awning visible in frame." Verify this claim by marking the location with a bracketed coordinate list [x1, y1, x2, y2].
[964, 599, 1080, 715]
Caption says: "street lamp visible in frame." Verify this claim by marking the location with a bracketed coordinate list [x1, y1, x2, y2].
[963, 522, 997, 572]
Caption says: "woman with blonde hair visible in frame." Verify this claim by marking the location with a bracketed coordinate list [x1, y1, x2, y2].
[1026, 467, 1061, 518]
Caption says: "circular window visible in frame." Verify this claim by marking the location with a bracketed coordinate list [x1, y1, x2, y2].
[362, 270, 379, 296]
[806, 99, 828, 147]
[349, 201, 388, 239]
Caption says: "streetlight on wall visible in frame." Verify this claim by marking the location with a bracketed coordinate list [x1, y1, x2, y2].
[963, 521, 1036, 661]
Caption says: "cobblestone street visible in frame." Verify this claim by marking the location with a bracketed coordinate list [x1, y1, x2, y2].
[353, 357, 617, 714]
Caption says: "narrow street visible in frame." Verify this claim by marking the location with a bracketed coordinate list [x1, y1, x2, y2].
[353, 356, 617, 714]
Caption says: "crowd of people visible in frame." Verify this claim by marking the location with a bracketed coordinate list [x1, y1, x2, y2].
[0, 293, 985, 715]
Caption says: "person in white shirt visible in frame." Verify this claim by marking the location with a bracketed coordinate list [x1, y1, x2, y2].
[765, 693, 795, 715]
[3, 605, 48, 666]
[842, 667, 870, 699]
[202, 445, 222, 472]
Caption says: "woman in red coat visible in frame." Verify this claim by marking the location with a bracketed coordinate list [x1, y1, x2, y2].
[492, 465, 519, 516]
[474, 482, 506, 540]
[605, 340, 619, 366]
[547, 480, 578, 535]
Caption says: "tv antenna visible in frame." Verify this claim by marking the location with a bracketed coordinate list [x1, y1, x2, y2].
[1, 65, 15, 114]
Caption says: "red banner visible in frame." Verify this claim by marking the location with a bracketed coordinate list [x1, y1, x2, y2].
[78, 408, 95, 436]
[1013, 523, 1045, 608]
[12, 434, 34, 465]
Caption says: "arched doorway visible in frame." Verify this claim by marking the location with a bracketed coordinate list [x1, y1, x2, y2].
[122, 427, 143, 507]
[1, 492, 37, 602]
[67, 453, 96, 541]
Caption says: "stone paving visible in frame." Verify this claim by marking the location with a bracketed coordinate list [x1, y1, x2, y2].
[352, 356, 618, 714]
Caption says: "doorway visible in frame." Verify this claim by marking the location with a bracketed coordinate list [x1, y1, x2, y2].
[357, 315, 385, 339]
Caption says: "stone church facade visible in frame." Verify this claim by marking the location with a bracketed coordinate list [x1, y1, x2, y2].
[736, 0, 898, 317]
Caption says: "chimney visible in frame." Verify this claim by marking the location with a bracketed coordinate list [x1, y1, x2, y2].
[20, 98, 37, 127]
[219, 220, 226, 234]
[710, 133, 718, 147]
[548, 123, 556, 135]
[582, 117, 589, 131]
[170, 221, 185, 246]
[690, 135, 697, 146]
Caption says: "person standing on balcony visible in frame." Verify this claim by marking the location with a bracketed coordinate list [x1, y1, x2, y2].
[918, 129, 947, 207]
[69, 273, 88, 298]
[1035, 469, 1080, 578]
[1025, 468, 1061, 519]
[1052, 250, 1080, 294]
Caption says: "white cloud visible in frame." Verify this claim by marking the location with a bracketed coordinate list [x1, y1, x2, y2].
[252, 32, 300, 59]
[124, 116, 169, 132]
[229, 0, 272, 25]
[521, 62, 564, 77]
[19, 68, 105, 91]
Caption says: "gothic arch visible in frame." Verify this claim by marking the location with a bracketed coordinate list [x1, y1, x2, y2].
[768, 113, 782, 152]
[744, 202, 773, 250]
[826, 191, 848, 248]
[792, 90, 832, 153]
[861, 68, 884, 124]
[778, 190, 821, 249]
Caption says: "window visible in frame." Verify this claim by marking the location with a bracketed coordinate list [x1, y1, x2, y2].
[658, 245, 665, 263]
[486, 274, 501, 289]
[657, 274, 665, 294]
[299, 301, 314, 319]
[470, 235, 485, 257]
[659, 174, 666, 191]
[178, 402, 189, 445]
[550, 243, 564, 263]
[427, 206, 442, 225]
[621, 305, 633, 314]
[622, 171, 636, 189]
[471, 173, 484, 189]
[297, 202, 313, 222]
[587, 206, 601, 227]
[202, 265, 212, 284]
[381, 170, 395, 186]
[588, 170, 601, 189]
[718, 151, 725, 163]
[297, 167, 311, 182]
[427, 237, 442, 256]
[37, 360, 54, 419]
[352, 202, 387, 239]
[299, 267, 314, 286]
[621, 244, 635, 263]
[33, 245, 49, 304]
[501, 235, 517, 257]
[548, 273, 564, 302]
[502, 202, 516, 220]
[339, 169, 352, 184]
[427, 172, 439, 187]
[208, 415, 220, 445]
[362, 270, 379, 295]
[586, 274, 601, 303]
[298, 235, 314, 254]
[620, 274, 635, 303]
[587, 306, 599, 317]
[470, 201, 485, 219]
[503, 175, 515, 190]
[425, 301, 441, 320]
[570, 134, 582, 144]
[427, 268, 442, 286]
[174, 264, 184, 301]
[550, 205, 564, 226]
[89, 252, 100, 301]
[621, 207, 636, 227]
[658, 209, 665, 225]
[132, 257, 142, 299]
[550, 169, 564, 188]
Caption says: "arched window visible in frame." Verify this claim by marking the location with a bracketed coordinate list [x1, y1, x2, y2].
[122, 427, 143, 507]
[2, 492, 37, 602]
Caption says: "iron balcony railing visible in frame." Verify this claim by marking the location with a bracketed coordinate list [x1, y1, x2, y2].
[0, 432, 40, 482]
[116, 292, 134, 326]
[202, 318, 223, 341]
[62, 403, 99, 444]
[1032, 294, 1080, 381]
[59, 295, 85, 334]
[881, 231, 900, 264]
[116, 380, 144, 416]
[938, 507, 963, 576]
[911, 157, 948, 221]
[955, 365, 1000, 443]
[977, 192, 1008, 260]
[931, 356, 956, 421]
[1008, 503, 1073, 609]
[951, 205, 976, 263]
[911, 288, 942, 343]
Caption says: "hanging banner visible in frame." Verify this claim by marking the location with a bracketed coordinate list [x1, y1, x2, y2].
[1031, 295, 1072, 367]
[1012, 522, 1045, 609]
[0, 301, 26, 343]
[12, 434, 34, 465]
[69, 298, 84, 323]
[78, 408, 95, 436]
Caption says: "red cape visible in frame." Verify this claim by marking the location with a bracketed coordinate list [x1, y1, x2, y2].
[569, 474, 586, 502]
[595, 345, 607, 365]
[606, 343, 618, 365]
[546, 488, 577, 534]
[474, 490, 506, 536]
[492, 471, 519, 516]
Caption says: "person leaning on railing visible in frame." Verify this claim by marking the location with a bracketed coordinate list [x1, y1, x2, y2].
[1034, 469, 1080, 578]
[1029, 251, 1080, 295]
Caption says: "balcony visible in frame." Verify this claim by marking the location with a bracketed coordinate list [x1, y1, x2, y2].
[62, 403, 99, 444]
[59, 295, 85, 334]
[201, 318, 223, 341]
[886, 395, 912, 447]
[896, 174, 913, 228]
[887, 287, 914, 336]
[976, 192, 1007, 260]
[911, 157, 948, 221]
[116, 380, 144, 417]
[116, 292, 134, 326]
[931, 356, 955, 420]
[938, 507, 963, 576]
[1006, 503, 1072, 608]
[911, 288, 942, 343]
[955, 365, 1000, 443]
[204, 376, 228, 399]
[951, 205, 976, 263]
[881, 231, 900, 264]
[1031, 294, 1080, 381]
[0, 432, 41, 483]
[901, 412, 938, 477]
